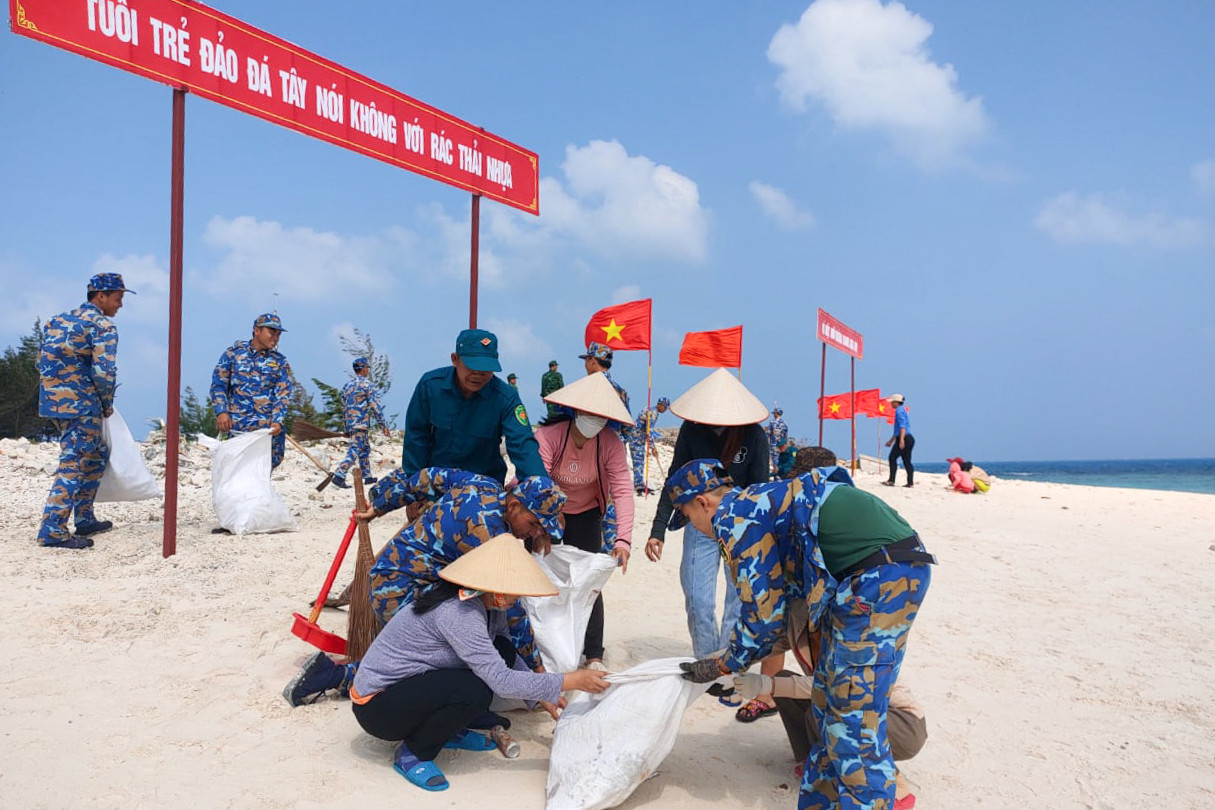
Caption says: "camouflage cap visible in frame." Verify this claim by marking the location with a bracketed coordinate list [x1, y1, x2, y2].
[510, 475, 567, 540]
[254, 312, 287, 332]
[578, 341, 613, 363]
[87, 273, 135, 294]
[455, 328, 501, 372]
[549, 359, 559, 368]
[773, 406, 783, 416]
[352, 357, 370, 370]
[665, 458, 734, 530]
[656, 397, 671, 408]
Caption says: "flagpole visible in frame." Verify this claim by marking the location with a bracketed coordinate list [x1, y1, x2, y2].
[818, 343, 826, 446]
[643, 349, 653, 496]
[849, 357, 857, 474]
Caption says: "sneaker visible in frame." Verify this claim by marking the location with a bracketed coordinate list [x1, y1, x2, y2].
[330, 477, 350, 489]
[282, 652, 348, 706]
[43, 535, 94, 550]
[74, 519, 113, 537]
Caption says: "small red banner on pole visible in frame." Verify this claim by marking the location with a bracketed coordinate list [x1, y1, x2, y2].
[816, 308, 863, 359]
[10, 0, 539, 214]
[678, 325, 742, 368]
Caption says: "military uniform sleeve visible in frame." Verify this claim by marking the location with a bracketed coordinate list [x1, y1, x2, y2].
[209, 345, 236, 415]
[369, 386, 387, 429]
[91, 319, 119, 412]
[501, 389, 545, 479]
[272, 357, 292, 425]
[371, 467, 488, 514]
[716, 500, 790, 672]
[401, 378, 433, 474]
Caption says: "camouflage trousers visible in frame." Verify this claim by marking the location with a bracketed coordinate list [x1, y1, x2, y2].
[334, 430, 371, 482]
[628, 437, 649, 489]
[800, 561, 931, 810]
[39, 415, 109, 544]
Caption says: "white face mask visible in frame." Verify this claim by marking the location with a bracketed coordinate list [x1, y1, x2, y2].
[574, 413, 608, 438]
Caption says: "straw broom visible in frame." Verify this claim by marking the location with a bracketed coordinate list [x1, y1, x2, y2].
[345, 468, 380, 661]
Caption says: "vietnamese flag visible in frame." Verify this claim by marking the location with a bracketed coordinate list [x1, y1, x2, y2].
[584, 299, 652, 351]
[873, 397, 895, 424]
[854, 389, 882, 417]
[678, 325, 743, 368]
[818, 393, 853, 420]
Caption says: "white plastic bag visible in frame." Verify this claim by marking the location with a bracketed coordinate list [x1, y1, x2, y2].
[524, 545, 619, 673]
[546, 658, 709, 810]
[96, 410, 161, 502]
[210, 429, 297, 535]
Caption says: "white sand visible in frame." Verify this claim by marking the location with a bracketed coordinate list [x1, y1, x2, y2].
[2, 434, 1213, 809]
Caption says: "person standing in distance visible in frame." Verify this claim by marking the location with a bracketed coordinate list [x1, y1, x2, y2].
[540, 360, 564, 418]
[210, 313, 293, 470]
[883, 393, 914, 488]
[332, 357, 391, 489]
[36, 273, 134, 549]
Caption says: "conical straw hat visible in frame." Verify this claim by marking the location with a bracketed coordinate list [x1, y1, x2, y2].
[439, 534, 558, 597]
[670, 367, 769, 426]
[543, 372, 634, 425]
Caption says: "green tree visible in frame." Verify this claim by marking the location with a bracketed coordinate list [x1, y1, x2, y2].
[284, 369, 324, 435]
[311, 377, 345, 431]
[0, 321, 52, 440]
[179, 385, 217, 439]
[337, 327, 396, 428]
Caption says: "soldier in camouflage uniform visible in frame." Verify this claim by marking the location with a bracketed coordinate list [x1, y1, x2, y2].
[767, 407, 788, 474]
[283, 467, 566, 706]
[628, 396, 669, 494]
[209, 313, 292, 470]
[36, 273, 134, 549]
[667, 458, 934, 810]
[541, 360, 564, 418]
[332, 357, 390, 489]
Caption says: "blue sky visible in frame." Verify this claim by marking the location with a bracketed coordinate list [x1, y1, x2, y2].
[3, 0, 1213, 462]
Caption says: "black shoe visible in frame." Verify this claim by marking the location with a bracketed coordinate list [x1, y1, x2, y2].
[283, 652, 350, 707]
[210, 527, 232, 535]
[331, 477, 350, 489]
[74, 519, 113, 537]
[881, 481, 895, 487]
[43, 535, 94, 549]
[903, 483, 914, 488]
[364, 476, 377, 485]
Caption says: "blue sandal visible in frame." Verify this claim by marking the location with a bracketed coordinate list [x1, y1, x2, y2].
[444, 729, 495, 751]
[393, 743, 449, 791]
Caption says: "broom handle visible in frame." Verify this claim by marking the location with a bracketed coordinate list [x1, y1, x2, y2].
[286, 433, 331, 474]
[306, 512, 358, 625]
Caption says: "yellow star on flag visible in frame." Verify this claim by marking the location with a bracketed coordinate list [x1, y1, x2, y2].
[829, 401, 841, 414]
[601, 318, 626, 342]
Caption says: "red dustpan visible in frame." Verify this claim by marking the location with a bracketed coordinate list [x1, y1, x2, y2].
[290, 511, 357, 655]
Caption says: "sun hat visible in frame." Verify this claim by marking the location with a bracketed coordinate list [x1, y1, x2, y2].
[665, 458, 735, 530]
[438, 534, 558, 597]
[889, 393, 905, 404]
[543, 372, 634, 424]
[455, 329, 501, 372]
[87, 273, 135, 294]
[254, 313, 287, 331]
[670, 368, 769, 426]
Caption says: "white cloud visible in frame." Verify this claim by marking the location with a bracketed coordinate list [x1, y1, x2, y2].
[536, 140, 709, 263]
[196, 216, 401, 303]
[768, 0, 987, 169]
[611, 285, 642, 304]
[749, 181, 816, 230]
[1192, 159, 1215, 194]
[1034, 192, 1205, 248]
[483, 317, 552, 361]
[90, 253, 169, 326]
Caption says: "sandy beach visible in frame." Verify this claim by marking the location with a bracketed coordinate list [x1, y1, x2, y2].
[2, 433, 1213, 809]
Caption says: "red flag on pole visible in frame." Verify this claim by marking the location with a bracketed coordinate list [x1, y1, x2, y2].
[854, 388, 882, 417]
[584, 299, 652, 351]
[818, 393, 853, 419]
[873, 397, 896, 424]
[678, 325, 743, 368]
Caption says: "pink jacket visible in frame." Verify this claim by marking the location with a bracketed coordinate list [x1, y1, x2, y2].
[535, 422, 634, 549]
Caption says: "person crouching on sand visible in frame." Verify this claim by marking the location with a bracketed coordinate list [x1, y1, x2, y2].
[348, 534, 611, 791]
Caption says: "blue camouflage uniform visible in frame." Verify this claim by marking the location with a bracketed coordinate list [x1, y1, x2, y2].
[36, 273, 131, 545]
[367, 467, 566, 670]
[668, 460, 933, 810]
[209, 314, 292, 469]
[767, 410, 788, 472]
[333, 359, 387, 486]
[627, 397, 668, 491]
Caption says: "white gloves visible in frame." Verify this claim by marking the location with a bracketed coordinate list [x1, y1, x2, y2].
[732, 672, 774, 701]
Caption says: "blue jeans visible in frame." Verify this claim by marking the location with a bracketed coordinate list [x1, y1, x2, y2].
[678, 523, 741, 658]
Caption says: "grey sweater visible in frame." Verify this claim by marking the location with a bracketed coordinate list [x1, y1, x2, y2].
[352, 595, 564, 703]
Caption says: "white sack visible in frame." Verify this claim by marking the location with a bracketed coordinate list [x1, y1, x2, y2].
[96, 409, 161, 502]
[523, 545, 618, 674]
[546, 658, 709, 810]
[210, 429, 297, 535]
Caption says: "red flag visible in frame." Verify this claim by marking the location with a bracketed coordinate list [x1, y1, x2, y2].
[678, 326, 743, 368]
[818, 393, 853, 419]
[854, 389, 882, 417]
[584, 299, 652, 351]
[873, 397, 895, 425]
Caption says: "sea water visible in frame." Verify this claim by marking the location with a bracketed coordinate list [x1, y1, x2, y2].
[917, 458, 1215, 495]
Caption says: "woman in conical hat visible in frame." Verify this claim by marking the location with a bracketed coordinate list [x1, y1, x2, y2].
[536, 371, 635, 671]
[349, 534, 611, 792]
[643, 367, 774, 712]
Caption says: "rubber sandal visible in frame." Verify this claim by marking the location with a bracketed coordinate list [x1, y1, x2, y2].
[735, 698, 778, 722]
[395, 760, 449, 791]
[444, 729, 495, 751]
[717, 690, 742, 708]
[894, 793, 917, 810]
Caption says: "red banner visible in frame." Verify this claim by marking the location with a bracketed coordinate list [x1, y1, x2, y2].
[816, 308, 863, 359]
[11, 0, 539, 214]
[584, 299, 651, 352]
[678, 326, 742, 368]
[818, 392, 853, 420]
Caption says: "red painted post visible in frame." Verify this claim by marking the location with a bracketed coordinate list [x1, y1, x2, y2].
[163, 87, 186, 558]
[817, 343, 826, 446]
[850, 357, 856, 473]
[469, 193, 481, 328]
